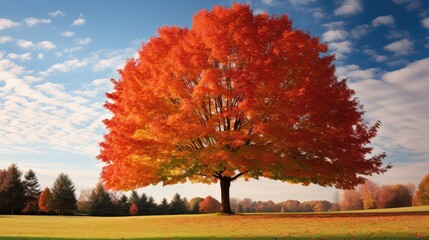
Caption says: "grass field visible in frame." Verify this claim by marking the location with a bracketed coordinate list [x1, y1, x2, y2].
[0, 206, 428, 239]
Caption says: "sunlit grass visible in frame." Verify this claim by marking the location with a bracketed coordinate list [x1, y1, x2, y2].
[0, 206, 428, 239]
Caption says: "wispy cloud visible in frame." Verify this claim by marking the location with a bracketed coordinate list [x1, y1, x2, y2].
[0, 18, 19, 30]
[384, 39, 414, 55]
[349, 57, 429, 155]
[24, 18, 51, 27]
[48, 10, 66, 17]
[350, 24, 371, 39]
[422, 17, 429, 29]
[17, 39, 56, 50]
[372, 15, 395, 27]
[392, 0, 422, 11]
[334, 0, 363, 17]
[328, 40, 352, 60]
[0, 55, 109, 156]
[0, 36, 13, 43]
[61, 31, 75, 37]
[336, 64, 379, 81]
[73, 16, 86, 26]
[363, 49, 387, 62]
[322, 29, 348, 42]
[7, 53, 32, 61]
[39, 58, 89, 76]
[76, 38, 91, 45]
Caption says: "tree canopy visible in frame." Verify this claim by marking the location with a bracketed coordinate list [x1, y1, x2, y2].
[99, 3, 390, 213]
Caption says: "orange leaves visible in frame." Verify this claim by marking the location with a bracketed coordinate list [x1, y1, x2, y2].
[98, 3, 388, 191]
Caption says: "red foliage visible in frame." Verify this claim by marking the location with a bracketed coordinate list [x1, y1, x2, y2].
[129, 203, 139, 216]
[199, 196, 221, 213]
[98, 4, 389, 194]
[38, 187, 51, 213]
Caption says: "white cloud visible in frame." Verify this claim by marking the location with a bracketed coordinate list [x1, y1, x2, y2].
[91, 48, 135, 72]
[73, 17, 86, 26]
[24, 18, 51, 27]
[0, 36, 13, 43]
[7, 53, 32, 61]
[38, 53, 44, 59]
[39, 58, 89, 76]
[17, 39, 56, 50]
[322, 21, 346, 30]
[309, 8, 324, 19]
[334, 0, 363, 17]
[48, 10, 66, 17]
[253, 8, 267, 15]
[364, 49, 387, 62]
[0, 18, 19, 30]
[422, 17, 429, 29]
[387, 29, 410, 39]
[322, 29, 348, 42]
[384, 39, 414, 55]
[386, 59, 408, 67]
[392, 0, 421, 11]
[261, 0, 276, 6]
[349, 57, 429, 155]
[328, 40, 352, 60]
[350, 24, 371, 39]
[17, 40, 34, 48]
[0, 55, 107, 156]
[76, 38, 91, 45]
[336, 64, 379, 81]
[372, 15, 395, 27]
[38, 41, 56, 49]
[64, 47, 82, 53]
[61, 31, 75, 37]
[288, 0, 316, 6]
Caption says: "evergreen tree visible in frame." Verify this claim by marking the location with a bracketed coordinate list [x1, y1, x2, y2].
[170, 193, 188, 214]
[0, 164, 25, 214]
[138, 193, 148, 215]
[89, 182, 115, 216]
[23, 169, 41, 214]
[117, 194, 130, 216]
[158, 198, 170, 215]
[129, 190, 140, 205]
[146, 196, 158, 215]
[49, 173, 77, 215]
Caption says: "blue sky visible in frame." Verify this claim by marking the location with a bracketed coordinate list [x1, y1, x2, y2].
[1, 0, 428, 203]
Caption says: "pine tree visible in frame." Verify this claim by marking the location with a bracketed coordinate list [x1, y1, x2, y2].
[23, 169, 41, 214]
[89, 182, 115, 216]
[146, 196, 158, 215]
[138, 193, 148, 215]
[118, 194, 130, 216]
[0, 164, 25, 214]
[170, 193, 188, 214]
[49, 173, 77, 215]
[129, 190, 140, 205]
[158, 198, 170, 215]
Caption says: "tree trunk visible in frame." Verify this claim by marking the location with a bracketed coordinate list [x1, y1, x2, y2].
[220, 177, 233, 214]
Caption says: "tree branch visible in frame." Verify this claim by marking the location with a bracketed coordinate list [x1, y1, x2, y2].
[231, 171, 249, 181]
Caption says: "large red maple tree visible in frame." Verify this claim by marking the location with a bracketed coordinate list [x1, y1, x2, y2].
[98, 4, 390, 214]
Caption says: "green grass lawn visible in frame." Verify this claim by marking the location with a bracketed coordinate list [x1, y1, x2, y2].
[0, 206, 428, 239]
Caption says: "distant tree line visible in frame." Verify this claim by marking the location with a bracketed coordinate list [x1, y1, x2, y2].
[1, 163, 428, 215]
[339, 177, 429, 211]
